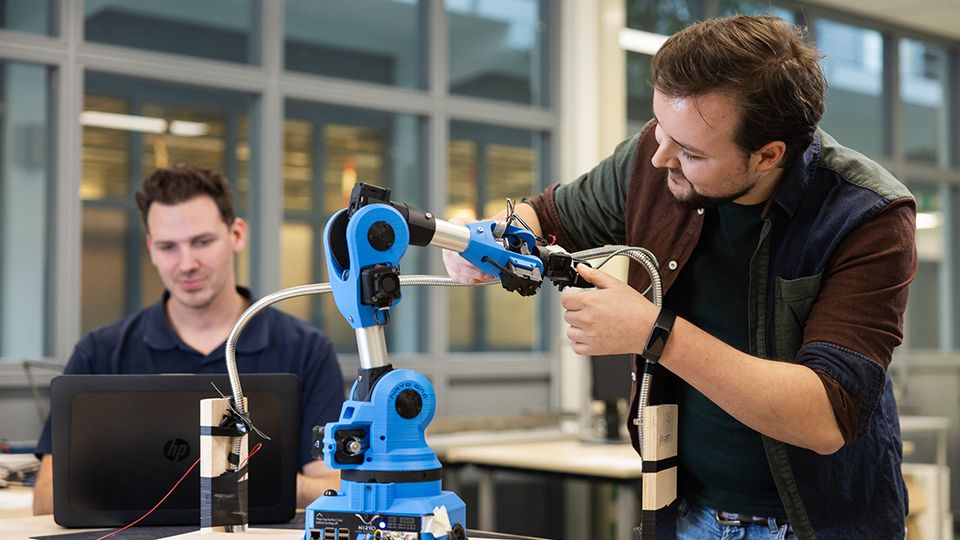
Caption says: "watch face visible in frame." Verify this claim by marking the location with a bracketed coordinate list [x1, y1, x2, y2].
[648, 331, 668, 356]
[642, 309, 675, 363]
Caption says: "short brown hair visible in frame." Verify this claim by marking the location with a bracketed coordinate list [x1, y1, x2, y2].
[651, 15, 825, 166]
[135, 164, 236, 229]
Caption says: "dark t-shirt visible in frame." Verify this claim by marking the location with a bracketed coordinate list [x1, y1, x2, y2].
[664, 202, 786, 516]
[36, 288, 345, 468]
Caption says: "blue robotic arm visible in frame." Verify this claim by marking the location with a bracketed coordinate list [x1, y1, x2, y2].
[305, 183, 589, 540]
[323, 183, 555, 327]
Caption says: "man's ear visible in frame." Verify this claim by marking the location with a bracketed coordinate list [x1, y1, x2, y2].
[230, 217, 248, 252]
[145, 233, 158, 265]
[753, 140, 787, 173]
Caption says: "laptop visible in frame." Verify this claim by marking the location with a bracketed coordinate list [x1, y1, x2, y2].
[51, 373, 300, 527]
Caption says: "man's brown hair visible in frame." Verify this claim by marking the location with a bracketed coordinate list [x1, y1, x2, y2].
[651, 15, 826, 166]
[135, 164, 236, 229]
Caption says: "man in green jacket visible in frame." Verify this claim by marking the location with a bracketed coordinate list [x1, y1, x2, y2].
[445, 15, 916, 540]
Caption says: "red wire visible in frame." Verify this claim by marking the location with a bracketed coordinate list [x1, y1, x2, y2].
[240, 442, 263, 467]
[96, 442, 264, 540]
[95, 456, 200, 540]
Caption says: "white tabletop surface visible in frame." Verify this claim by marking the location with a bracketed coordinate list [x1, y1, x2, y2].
[0, 514, 511, 540]
[437, 438, 644, 480]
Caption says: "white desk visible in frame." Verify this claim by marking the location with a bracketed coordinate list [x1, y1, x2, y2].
[431, 432, 642, 540]
[0, 513, 531, 540]
[0, 485, 34, 519]
[899, 415, 951, 540]
[0, 453, 39, 520]
[0, 516, 304, 540]
[900, 415, 950, 469]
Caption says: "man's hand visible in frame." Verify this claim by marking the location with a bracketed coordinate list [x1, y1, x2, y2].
[441, 204, 543, 284]
[561, 264, 657, 356]
[33, 454, 53, 515]
[564, 264, 845, 454]
[441, 216, 495, 284]
[297, 460, 340, 509]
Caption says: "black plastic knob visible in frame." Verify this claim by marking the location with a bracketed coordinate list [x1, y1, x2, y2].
[395, 389, 423, 419]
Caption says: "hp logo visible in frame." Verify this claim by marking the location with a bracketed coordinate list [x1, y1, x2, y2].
[162, 438, 191, 462]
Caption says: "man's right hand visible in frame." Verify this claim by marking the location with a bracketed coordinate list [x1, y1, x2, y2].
[441, 203, 544, 284]
[442, 247, 496, 284]
[441, 217, 496, 284]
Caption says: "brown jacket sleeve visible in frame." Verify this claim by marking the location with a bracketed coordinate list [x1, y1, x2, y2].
[802, 198, 917, 442]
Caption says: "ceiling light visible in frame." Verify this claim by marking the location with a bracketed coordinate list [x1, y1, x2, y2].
[80, 111, 167, 134]
[619, 28, 668, 55]
[169, 120, 209, 137]
[916, 212, 942, 230]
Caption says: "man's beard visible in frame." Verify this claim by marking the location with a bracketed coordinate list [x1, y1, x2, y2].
[667, 168, 754, 210]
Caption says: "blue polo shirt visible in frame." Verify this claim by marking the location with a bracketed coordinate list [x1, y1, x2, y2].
[36, 288, 345, 468]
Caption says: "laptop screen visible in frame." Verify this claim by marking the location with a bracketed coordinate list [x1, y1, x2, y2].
[52, 373, 300, 527]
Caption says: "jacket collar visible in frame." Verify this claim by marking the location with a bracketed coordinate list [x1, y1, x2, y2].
[142, 286, 268, 356]
[771, 132, 821, 219]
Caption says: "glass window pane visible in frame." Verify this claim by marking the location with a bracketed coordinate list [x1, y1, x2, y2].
[283, 101, 426, 354]
[1, 0, 52, 34]
[950, 187, 960, 350]
[906, 183, 942, 350]
[627, 1, 793, 33]
[900, 39, 947, 165]
[284, 0, 423, 89]
[626, 4, 795, 128]
[84, 0, 255, 64]
[627, 0, 701, 34]
[718, 1, 794, 21]
[81, 95, 131, 201]
[81, 208, 128, 331]
[0, 61, 51, 357]
[627, 52, 654, 124]
[81, 74, 253, 334]
[448, 121, 549, 352]
[447, 0, 548, 106]
[816, 19, 885, 157]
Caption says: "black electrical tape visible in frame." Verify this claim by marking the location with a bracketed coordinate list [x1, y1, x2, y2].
[200, 426, 243, 437]
[200, 468, 249, 528]
[223, 407, 250, 437]
[640, 456, 678, 473]
[209, 382, 271, 441]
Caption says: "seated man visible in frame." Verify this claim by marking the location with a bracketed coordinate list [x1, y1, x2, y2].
[33, 164, 345, 514]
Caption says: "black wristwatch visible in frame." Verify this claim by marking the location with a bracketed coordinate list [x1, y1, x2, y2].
[640, 308, 676, 364]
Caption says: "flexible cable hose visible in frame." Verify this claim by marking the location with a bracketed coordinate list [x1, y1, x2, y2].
[570, 245, 662, 452]
[223, 247, 663, 465]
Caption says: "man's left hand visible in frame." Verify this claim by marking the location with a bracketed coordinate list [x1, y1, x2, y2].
[297, 460, 340, 508]
[561, 263, 657, 356]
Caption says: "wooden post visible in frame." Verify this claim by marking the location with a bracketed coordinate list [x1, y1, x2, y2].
[199, 397, 249, 533]
[638, 404, 678, 539]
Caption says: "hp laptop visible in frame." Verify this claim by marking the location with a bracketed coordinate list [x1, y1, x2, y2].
[51, 373, 300, 527]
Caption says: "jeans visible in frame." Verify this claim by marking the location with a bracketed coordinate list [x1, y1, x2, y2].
[676, 498, 796, 540]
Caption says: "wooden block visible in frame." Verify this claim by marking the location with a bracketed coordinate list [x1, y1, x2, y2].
[637, 404, 678, 539]
[200, 397, 248, 534]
